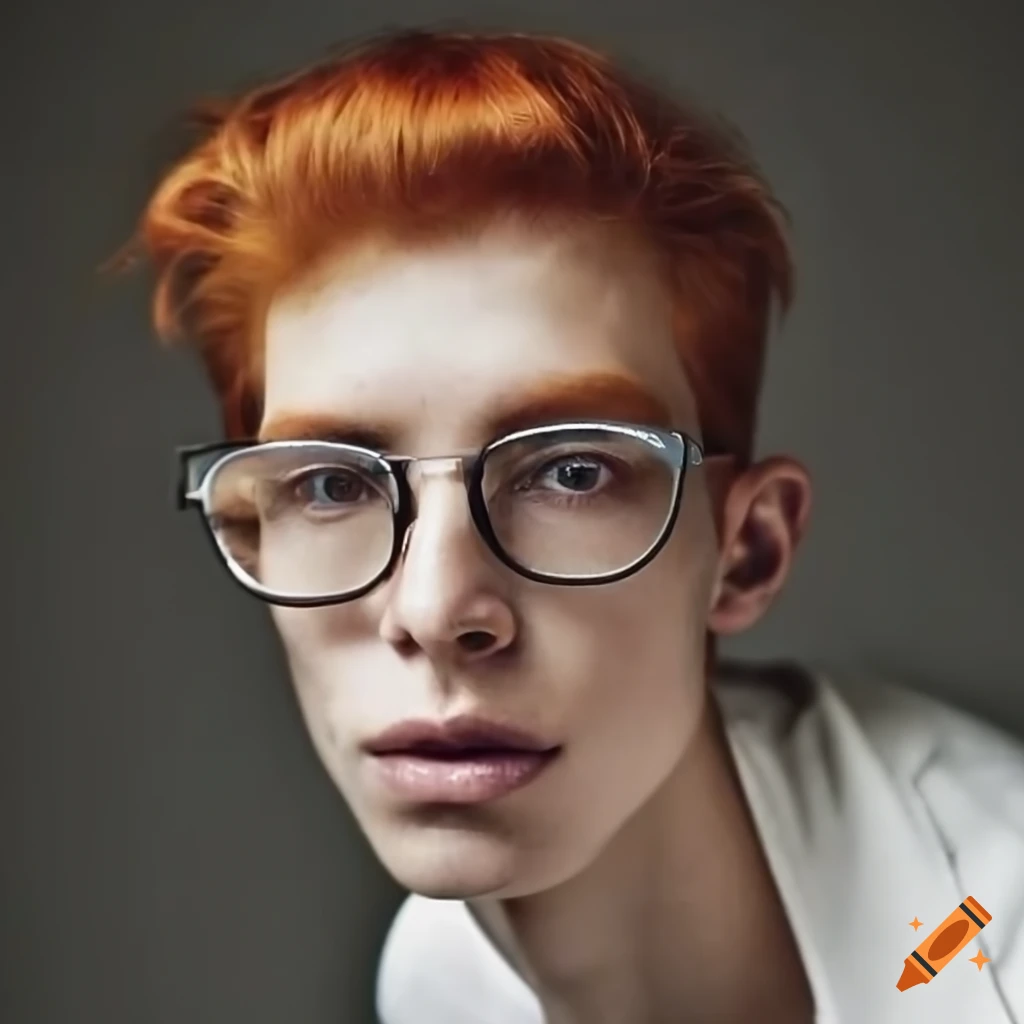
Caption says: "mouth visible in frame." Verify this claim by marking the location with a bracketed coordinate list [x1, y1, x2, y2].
[363, 715, 562, 804]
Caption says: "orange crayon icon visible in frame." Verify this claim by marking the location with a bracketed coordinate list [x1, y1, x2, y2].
[897, 896, 992, 991]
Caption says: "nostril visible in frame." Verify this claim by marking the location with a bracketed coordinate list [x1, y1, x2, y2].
[458, 630, 496, 653]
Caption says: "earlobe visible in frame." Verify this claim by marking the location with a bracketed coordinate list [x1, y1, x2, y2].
[706, 457, 812, 636]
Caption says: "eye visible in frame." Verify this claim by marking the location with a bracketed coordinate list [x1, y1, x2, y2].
[530, 455, 610, 493]
[295, 467, 369, 506]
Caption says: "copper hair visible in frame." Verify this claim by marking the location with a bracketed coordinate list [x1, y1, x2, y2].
[129, 29, 793, 457]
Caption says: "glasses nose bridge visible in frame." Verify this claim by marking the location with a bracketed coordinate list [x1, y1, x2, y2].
[400, 452, 476, 491]
[393, 452, 477, 540]
[395, 452, 483, 566]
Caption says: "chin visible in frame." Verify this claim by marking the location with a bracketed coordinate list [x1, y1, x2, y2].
[365, 817, 557, 900]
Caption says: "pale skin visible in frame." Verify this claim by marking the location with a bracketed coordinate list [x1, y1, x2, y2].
[259, 215, 813, 1023]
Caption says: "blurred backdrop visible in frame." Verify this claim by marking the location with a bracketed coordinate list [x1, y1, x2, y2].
[2, 1, 1021, 1021]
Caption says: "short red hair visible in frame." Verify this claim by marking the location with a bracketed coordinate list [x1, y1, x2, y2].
[132, 29, 792, 458]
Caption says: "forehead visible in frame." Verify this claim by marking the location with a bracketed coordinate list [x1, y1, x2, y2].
[261, 218, 699, 449]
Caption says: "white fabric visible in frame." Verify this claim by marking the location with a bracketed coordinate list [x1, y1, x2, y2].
[376, 663, 1024, 1023]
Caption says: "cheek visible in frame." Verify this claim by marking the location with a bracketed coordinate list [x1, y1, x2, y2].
[269, 603, 432, 751]
[270, 595, 388, 706]
[563, 529, 715, 750]
[536, 540, 713, 755]
[270, 606, 335, 707]
[268, 606, 378, 756]
[496, 561, 709, 890]
[582, 588, 702, 731]
[580, 513, 716, 665]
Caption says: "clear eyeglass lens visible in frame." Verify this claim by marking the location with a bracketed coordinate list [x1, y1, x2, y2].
[204, 444, 397, 600]
[481, 427, 679, 577]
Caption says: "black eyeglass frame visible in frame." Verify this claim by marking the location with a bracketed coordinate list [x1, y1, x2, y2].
[176, 420, 705, 607]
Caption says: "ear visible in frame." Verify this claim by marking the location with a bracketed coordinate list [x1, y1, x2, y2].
[706, 456, 812, 636]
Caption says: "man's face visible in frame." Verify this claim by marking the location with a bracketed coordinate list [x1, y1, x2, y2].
[260, 218, 725, 899]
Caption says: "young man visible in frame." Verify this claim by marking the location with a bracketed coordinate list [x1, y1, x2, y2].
[131, 29, 1024, 1024]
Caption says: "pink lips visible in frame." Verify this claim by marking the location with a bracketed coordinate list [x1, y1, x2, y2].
[363, 715, 561, 804]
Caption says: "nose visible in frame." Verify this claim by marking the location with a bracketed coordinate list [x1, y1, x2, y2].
[378, 472, 517, 663]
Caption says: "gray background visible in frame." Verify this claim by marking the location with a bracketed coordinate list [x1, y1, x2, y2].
[2, 1, 1021, 1022]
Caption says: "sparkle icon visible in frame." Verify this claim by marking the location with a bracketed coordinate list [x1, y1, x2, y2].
[968, 950, 991, 972]
[909, 917, 923, 931]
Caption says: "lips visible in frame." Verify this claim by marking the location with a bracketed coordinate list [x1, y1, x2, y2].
[363, 715, 557, 756]
[363, 715, 561, 804]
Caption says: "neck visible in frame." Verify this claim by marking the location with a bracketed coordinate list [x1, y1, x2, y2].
[469, 691, 814, 1024]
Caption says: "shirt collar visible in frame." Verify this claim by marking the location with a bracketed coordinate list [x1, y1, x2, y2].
[719, 664, 1012, 1024]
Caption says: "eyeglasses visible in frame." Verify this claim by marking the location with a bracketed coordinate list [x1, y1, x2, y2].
[176, 420, 705, 607]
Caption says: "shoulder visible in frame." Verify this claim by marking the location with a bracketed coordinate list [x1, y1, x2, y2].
[716, 658, 1024, 841]
[820, 667, 1024, 842]
[828, 672, 1024, 1016]
[717, 660, 1024, 1018]
[376, 893, 541, 1024]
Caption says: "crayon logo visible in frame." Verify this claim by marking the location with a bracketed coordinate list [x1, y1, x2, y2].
[897, 896, 992, 991]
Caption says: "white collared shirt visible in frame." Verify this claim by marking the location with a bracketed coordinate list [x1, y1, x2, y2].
[376, 663, 1024, 1023]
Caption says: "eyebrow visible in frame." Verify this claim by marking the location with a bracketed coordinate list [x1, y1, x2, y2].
[258, 371, 674, 450]
[257, 413, 392, 450]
